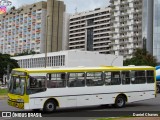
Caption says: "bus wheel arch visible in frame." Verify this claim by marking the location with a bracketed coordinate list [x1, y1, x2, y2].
[43, 98, 59, 112]
[114, 94, 127, 108]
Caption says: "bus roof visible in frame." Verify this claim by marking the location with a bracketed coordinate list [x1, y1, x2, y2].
[12, 66, 155, 73]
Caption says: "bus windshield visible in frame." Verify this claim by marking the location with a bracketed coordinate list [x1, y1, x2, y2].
[8, 76, 25, 95]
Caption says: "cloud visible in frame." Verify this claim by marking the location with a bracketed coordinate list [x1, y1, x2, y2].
[9, 0, 110, 13]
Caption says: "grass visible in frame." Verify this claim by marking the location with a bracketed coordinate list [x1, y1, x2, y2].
[97, 118, 119, 120]
[97, 118, 123, 120]
[97, 116, 134, 120]
[0, 88, 8, 95]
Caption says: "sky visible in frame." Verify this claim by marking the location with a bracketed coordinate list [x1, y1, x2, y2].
[8, 0, 110, 13]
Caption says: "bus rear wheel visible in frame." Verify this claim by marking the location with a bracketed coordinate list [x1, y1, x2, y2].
[43, 100, 56, 113]
[114, 95, 126, 108]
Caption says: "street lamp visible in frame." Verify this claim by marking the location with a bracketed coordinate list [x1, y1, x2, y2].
[45, 15, 49, 68]
[111, 56, 118, 66]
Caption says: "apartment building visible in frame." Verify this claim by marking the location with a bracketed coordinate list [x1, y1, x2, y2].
[0, 0, 66, 55]
[0, 1, 47, 55]
[69, 7, 111, 54]
[110, 0, 143, 59]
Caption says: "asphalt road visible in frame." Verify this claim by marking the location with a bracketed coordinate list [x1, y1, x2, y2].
[0, 94, 160, 119]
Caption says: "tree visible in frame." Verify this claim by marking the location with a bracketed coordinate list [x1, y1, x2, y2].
[0, 53, 19, 79]
[124, 48, 157, 66]
[10, 6, 16, 10]
[14, 50, 39, 56]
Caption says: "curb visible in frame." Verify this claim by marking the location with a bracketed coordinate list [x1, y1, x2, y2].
[0, 95, 7, 100]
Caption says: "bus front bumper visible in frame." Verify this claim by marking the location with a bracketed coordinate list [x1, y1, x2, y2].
[8, 99, 30, 110]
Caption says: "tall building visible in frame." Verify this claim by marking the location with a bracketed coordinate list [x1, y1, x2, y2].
[0, 1, 47, 55]
[69, 7, 111, 54]
[62, 13, 70, 50]
[0, 0, 66, 55]
[46, 0, 66, 52]
[110, 0, 143, 59]
[152, 0, 160, 63]
[142, 0, 160, 63]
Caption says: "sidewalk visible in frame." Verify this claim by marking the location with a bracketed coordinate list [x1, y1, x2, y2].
[0, 84, 8, 100]
[0, 95, 7, 100]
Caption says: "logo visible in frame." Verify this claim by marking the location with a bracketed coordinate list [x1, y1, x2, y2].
[1, 112, 42, 118]
[2, 112, 11, 117]
[0, 6, 6, 14]
[0, 0, 12, 14]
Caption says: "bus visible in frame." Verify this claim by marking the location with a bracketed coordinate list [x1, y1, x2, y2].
[7, 66, 156, 112]
[155, 66, 160, 93]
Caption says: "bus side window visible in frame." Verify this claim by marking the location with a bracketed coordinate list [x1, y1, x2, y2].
[68, 72, 85, 87]
[121, 71, 130, 85]
[86, 72, 104, 86]
[47, 73, 66, 88]
[111, 71, 121, 85]
[104, 72, 111, 85]
[130, 71, 135, 84]
[146, 70, 154, 83]
[131, 71, 146, 84]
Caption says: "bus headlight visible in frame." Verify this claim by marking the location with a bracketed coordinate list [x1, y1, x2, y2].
[17, 99, 24, 102]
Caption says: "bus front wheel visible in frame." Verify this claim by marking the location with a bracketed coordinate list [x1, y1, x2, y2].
[114, 95, 126, 108]
[43, 100, 56, 113]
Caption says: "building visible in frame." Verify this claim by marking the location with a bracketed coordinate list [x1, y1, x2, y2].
[68, 7, 111, 54]
[0, 0, 66, 55]
[46, 0, 66, 52]
[0, 1, 47, 55]
[152, 0, 160, 63]
[62, 13, 70, 50]
[12, 50, 123, 68]
[142, 0, 160, 63]
[110, 0, 143, 59]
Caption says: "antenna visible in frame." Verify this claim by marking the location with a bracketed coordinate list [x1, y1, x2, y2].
[75, 7, 77, 13]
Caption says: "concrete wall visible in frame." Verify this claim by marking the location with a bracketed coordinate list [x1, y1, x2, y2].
[67, 51, 123, 67]
[46, 0, 66, 52]
[62, 13, 70, 50]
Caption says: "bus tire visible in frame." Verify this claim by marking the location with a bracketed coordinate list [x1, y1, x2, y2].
[114, 95, 126, 108]
[43, 100, 56, 113]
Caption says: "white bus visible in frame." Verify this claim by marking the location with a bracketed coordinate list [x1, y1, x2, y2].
[8, 66, 156, 112]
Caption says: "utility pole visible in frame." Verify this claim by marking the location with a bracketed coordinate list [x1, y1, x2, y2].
[6, 64, 10, 84]
[45, 15, 49, 68]
[111, 56, 118, 66]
